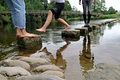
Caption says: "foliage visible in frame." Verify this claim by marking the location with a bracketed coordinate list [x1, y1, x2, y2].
[64, 0, 72, 11]
[99, 14, 117, 19]
[107, 7, 118, 14]
[92, 0, 118, 14]
[0, 0, 8, 11]
[25, 0, 44, 10]
[1, 15, 11, 22]
[93, 0, 106, 13]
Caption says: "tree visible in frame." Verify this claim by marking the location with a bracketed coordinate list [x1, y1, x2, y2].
[41, 0, 48, 10]
[0, 0, 8, 10]
[92, 0, 107, 13]
[63, 0, 72, 11]
[107, 7, 118, 14]
[25, 0, 44, 10]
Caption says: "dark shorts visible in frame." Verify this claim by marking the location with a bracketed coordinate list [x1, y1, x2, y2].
[50, 3, 64, 19]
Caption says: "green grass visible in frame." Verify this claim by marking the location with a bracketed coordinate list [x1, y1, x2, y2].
[99, 14, 118, 19]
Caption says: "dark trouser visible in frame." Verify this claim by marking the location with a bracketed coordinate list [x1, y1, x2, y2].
[82, 0, 93, 25]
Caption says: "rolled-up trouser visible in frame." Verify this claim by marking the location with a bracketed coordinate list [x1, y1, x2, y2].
[4, 0, 26, 29]
[82, 0, 93, 14]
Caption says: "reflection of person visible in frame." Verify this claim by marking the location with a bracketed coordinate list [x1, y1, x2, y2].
[36, 0, 70, 32]
[38, 40, 70, 69]
[79, 0, 96, 27]
[55, 40, 70, 69]
[79, 35, 94, 73]
[4, 0, 36, 37]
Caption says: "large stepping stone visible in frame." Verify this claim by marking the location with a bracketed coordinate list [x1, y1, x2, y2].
[75, 27, 88, 36]
[17, 35, 42, 50]
[33, 64, 63, 72]
[42, 70, 64, 78]
[16, 74, 65, 80]
[61, 29, 80, 41]
[0, 74, 7, 80]
[2, 60, 30, 70]
[19, 57, 50, 68]
[0, 67, 31, 77]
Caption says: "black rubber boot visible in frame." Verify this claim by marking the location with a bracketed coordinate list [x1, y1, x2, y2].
[83, 14, 88, 27]
[83, 14, 86, 24]
[87, 14, 91, 25]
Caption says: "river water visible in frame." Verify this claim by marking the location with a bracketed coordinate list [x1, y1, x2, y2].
[0, 19, 120, 80]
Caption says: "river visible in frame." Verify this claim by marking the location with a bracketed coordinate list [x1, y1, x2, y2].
[0, 19, 120, 80]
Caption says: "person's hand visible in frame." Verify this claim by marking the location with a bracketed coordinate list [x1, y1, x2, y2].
[79, 1, 81, 5]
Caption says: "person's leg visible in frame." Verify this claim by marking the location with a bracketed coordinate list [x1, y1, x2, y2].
[55, 3, 70, 30]
[87, 0, 93, 25]
[5, 0, 36, 37]
[82, 1, 87, 25]
[4, 0, 16, 26]
[36, 10, 53, 32]
[56, 18, 70, 30]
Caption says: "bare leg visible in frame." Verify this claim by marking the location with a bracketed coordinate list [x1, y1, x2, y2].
[16, 28, 23, 36]
[16, 28, 36, 37]
[36, 10, 53, 32]
[19, 29, 37, 37]
[56, 18, 70, 30]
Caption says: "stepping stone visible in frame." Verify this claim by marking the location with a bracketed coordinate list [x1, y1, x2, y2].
[0, 67, 31, 77]
[62, 29, 80, 39]
[16, 74, 65, 80]
[17, 35, 42, 50]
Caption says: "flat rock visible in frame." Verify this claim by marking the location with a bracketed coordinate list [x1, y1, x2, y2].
[33, 64, 63, 72]
[17, 35, 42, 50]
[0, 74, 7, 80]
[0, 67, 31, 77]
[16, 74, 65, 80]
[42, 70, 64, 78]
[3, 60, 30, 70]
[62, 29, 80, 38]
[19, 57, 50, 68]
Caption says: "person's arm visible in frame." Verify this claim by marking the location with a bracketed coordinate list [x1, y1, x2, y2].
[79, 0, 81, 5]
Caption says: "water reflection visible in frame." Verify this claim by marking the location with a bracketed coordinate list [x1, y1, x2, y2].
[79, 35, 94, 74]
[53, 40, 70, 69]
[0, 23, 16, 46]
[107, 22, 115, 29]
[89, 24, 106, 45]
[1, 19, 120, 80]
[18, 45, 42, 57]
[35, 40, 70, 70]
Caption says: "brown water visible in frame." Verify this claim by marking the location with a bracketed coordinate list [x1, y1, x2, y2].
[0, 19, 120, 80]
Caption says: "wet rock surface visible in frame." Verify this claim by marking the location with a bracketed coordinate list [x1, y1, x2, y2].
[1, 56, 120, 80]
[0, 54, 65, 80]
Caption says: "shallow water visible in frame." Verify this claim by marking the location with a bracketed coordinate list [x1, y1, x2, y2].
[0, 19, 120, 80]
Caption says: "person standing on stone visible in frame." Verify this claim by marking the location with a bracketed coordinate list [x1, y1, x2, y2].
[79, 0, 96, 27]
[36, 0, 70, 32]
[4, 0, 36, 37]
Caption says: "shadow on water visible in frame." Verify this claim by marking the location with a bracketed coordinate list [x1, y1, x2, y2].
[0, 19, 120, 79]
